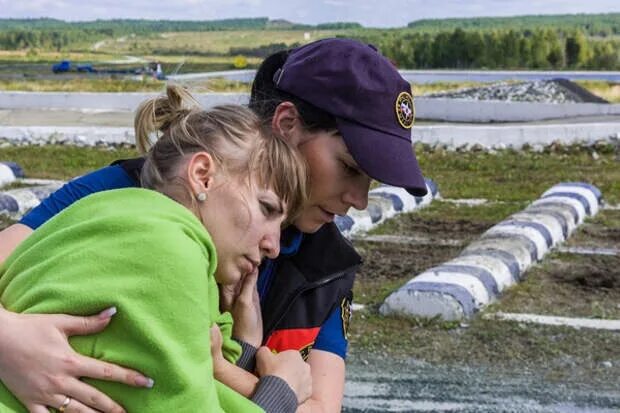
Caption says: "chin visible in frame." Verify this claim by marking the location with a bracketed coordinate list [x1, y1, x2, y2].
[215, 268, 241, 286]
[293, 218, 325, 234]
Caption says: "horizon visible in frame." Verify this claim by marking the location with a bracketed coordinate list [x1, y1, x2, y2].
[2, 10, 620, 26]
[1, 0, 620, 28]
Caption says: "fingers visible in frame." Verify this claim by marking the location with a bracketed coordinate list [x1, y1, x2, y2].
[64, 378, 127, 413]
[255, 346, 273, 367]
[73, 354, 153, 389]
[210, 324, 223, 349]
[218, 284, 236, 312]
[237, 270, 258, 304]
[51, 393, 102, 413]
[55, 307, 117, 337]
[28, 405, 50, 413]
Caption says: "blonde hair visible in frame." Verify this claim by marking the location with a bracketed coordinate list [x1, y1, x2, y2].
[134, 84, 307, 222]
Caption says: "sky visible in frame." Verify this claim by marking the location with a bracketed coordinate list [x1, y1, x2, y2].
[1, 0, 619, 28]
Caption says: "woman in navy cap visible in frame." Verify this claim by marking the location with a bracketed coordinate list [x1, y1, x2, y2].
[0, 38, 426, 413]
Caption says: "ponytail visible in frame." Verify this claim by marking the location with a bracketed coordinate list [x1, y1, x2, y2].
[134, 84, 200, 153]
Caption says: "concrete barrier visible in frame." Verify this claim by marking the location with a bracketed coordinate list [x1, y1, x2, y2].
[2, 123, 618, 150]
[2, 91, 620, 123]
[0, 91, 249, 111]
[380, 182, 601, 321]
[415, 98, 620, 122]
[335, 179, 439, 236]
[0, 183, 64, 219]
[0, 162, 24, 187]
[413, 122, 620, 149]
[165, 69, 620, 84]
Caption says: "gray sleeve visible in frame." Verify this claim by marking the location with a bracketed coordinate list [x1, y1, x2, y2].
[234, 339, 257, 372]
[251, 375, 298, 413]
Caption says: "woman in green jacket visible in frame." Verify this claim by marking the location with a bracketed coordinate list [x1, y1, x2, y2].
[0, 86, 310, 413]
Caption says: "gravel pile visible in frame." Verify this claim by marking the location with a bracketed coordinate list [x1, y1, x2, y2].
[426, 79, 608, 104]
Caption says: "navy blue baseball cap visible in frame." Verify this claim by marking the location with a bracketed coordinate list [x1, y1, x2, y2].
[273, 38, 427, 196]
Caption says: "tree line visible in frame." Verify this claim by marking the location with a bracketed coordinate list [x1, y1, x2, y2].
[407, 13, 620, 37]
[350, 28, 620, 70]
[1, 16, 619, 70]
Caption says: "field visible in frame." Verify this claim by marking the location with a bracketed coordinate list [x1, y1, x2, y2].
[91, 30, 340, 56]
[0, 29, 340, 84]
[1, 145, 618, 390]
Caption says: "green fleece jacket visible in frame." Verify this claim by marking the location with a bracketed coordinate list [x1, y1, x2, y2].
[0, 188, 263, 413]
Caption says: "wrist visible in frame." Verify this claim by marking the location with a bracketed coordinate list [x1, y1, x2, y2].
[0, 307, 16, 366]
[232, 331, 262, 349]
[234, 339, 258, 372]
[212, 355, 232, 376]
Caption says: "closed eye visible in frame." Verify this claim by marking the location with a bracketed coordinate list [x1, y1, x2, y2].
[341, 160, 361, 176]
[260, 200, 283, 218]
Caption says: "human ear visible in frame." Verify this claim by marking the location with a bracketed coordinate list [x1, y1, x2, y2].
[271, 102, 303, 147]
[186, 151, 216, 197]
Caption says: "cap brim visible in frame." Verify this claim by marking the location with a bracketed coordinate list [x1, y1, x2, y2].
[336, 117, 428, 196]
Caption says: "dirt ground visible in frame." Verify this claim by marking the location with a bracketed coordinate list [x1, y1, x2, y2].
[349, 203, 620, 391]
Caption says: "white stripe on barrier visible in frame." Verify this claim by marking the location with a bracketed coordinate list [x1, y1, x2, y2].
[8, 189, 42, 215]
[343, 210, 373, 233]
[410, 271, 490, 307]
[532, 196, 587, 224]
[486, 225, 549, 260]
[509, 212, 565, 246]
[543, 186, 599, 216]
[445, 255, 514, 292]
[525, 205, 577, 236]
[464, 237, 533, 272]
[417, 187, 435, 207]
[368, 196, 397, 221]
[0, 164, 16, 186]
[381, 289, 466, 321]
[368, 186, 417, 211]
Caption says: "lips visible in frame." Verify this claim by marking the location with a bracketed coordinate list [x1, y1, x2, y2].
[318, 206, 335, 222]
[242, 256, 260, 274]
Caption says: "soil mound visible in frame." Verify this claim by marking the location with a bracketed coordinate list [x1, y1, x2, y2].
[426, 79, 609, 104]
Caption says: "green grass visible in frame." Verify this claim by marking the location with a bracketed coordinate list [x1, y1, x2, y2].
[0, 50, 127, 63]
[349, 308, 620, 384]
[0, 146, 139, 180]
[414, 200, 528, 223]
[93, 30, 342, 56]
[416, 146, 620, 203]
[0, 77, 165, 92]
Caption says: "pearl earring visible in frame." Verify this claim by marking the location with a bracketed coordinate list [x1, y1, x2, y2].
[196, 192, 207, 202]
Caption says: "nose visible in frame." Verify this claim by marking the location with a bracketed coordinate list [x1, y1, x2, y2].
[342, 178, 371, 211]
[259, 225, 281, 259]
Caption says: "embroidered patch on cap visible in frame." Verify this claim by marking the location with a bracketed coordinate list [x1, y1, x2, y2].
[340, 297, 352, 340]
[395, 91, 415, 129]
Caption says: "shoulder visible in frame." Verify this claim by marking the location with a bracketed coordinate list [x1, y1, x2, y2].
[49, 188, 216, 269]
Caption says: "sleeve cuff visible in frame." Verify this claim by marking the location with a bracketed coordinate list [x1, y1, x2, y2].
[234, 339, 257, 372]
[251, 375, 298, 413]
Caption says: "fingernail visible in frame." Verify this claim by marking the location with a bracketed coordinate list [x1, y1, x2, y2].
[98, 306, 117, 319]
[136, 376, 155, 388]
